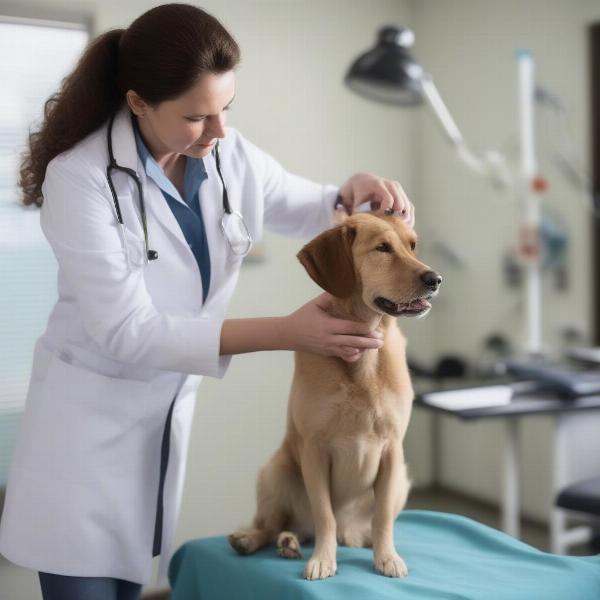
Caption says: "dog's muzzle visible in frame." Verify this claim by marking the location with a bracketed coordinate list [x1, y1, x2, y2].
[374, 296, 432, 317]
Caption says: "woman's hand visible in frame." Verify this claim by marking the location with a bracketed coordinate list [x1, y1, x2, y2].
[279, 293, 383, 362]
[337, 172, 415, 228]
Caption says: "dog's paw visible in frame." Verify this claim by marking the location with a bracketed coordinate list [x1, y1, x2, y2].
[304, 556, 337, 580]
[276, 531, 303, 559]
[374, 552, 408, 578]
[228, 530, 258, 555]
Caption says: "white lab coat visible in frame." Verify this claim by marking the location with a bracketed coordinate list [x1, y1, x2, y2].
[0, 103, 338, 585]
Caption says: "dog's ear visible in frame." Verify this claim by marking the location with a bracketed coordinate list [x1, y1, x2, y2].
[297, 225, 357, 298]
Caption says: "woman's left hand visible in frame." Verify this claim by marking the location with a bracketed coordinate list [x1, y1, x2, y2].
[337, 172, 415, 228]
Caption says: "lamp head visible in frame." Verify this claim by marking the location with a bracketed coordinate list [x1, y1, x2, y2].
[345, 26, 424, 106]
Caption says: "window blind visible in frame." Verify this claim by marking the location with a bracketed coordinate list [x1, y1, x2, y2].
[0, 16, 88, 486]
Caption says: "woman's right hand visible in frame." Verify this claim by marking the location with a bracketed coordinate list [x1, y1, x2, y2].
[279, 293, 383, 362]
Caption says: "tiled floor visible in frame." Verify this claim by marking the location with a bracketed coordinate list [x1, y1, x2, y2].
[406, 485, 595, 556]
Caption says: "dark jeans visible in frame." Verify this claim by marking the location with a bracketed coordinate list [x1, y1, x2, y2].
[38, 572, 143, 600]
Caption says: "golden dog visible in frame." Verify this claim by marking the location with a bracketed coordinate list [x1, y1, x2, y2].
[229, 213, 441, 580]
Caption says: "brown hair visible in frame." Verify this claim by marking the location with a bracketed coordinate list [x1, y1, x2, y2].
[19, 3, 240, 207]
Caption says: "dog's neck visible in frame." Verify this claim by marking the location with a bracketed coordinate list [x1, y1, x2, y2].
[328, 294, 391, 380]
[329, 294, 383, 329]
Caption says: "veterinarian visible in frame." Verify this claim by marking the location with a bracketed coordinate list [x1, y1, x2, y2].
[0, 5, 414, 599]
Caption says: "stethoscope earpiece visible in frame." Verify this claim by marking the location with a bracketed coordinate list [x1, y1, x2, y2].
[147, 250, 159, 261]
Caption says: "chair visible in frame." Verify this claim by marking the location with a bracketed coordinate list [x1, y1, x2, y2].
[553, 476, 600, 554]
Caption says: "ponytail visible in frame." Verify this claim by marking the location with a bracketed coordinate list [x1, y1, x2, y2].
[20, 29, 124, 206]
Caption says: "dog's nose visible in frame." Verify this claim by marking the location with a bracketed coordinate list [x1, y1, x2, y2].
[421, 270, 442, 290]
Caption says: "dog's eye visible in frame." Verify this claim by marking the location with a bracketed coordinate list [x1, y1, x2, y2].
[410, 241, 416, 251]
[376, 243, 392, 253]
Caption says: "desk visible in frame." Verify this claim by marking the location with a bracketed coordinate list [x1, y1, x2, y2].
[414, 380, 600, 552]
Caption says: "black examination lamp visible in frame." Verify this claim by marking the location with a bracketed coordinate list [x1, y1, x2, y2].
[344, 26, 423, 106]
[345, 25, 514, 187]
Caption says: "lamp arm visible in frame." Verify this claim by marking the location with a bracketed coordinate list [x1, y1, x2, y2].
[420, 73, 465, 146]
[421, 73, 513, 187]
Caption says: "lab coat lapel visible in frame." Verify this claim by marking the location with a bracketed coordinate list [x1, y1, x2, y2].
[110, 105, 194, 257]
[200, 151, 231, 308]
[110, 104, 235, 308]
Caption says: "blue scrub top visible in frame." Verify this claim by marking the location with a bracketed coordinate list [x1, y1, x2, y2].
[132, 115, 211, 303]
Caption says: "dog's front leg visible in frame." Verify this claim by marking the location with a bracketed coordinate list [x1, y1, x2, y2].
[372, 444, 408, 577]
[300, 443, 337, 580]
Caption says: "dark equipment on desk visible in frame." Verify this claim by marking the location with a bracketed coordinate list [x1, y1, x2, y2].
[408, 355, 468, 380]
[504, 357, 600, 397]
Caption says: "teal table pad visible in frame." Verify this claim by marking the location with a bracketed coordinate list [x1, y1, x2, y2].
[168, 510, 600, 599]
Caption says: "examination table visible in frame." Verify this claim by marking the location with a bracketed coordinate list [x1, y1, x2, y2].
[168, 510, 600, 599]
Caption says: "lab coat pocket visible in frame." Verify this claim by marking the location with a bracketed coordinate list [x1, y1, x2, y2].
[123, 227, 146, 269]
[23, 349, 156, 480]
[226, 251, 245, 267]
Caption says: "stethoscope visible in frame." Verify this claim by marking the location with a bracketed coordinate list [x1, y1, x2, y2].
[105, 111, 253, 265]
